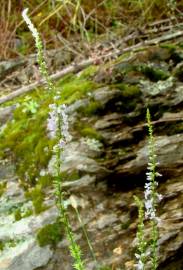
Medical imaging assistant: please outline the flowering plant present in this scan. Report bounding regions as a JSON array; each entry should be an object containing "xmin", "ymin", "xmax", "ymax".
[
  {"xmin": 22, "ymin": 9, "xmax": 85, "ymax": 270},
  {"xmin": 134, "ymin": 109, "xmax": 162, "ymax": 270}
]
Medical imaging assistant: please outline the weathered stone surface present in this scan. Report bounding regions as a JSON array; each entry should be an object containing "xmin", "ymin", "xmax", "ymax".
[
  {"xmin": 94, "ymin": 113, "xmax": 123, "ymax": 130},
  {"xmin": 62, "ymin": 175, "xmax": 96, "ymax": 192},
  {"xmin": 0, "ymin": 105, "xmax": 16, "ymax": 125},
  {"xmin": 115, "ymin": 134, "xmax": 183, "ymax": 178},
  {"xmin": 92, "ymin": 87, "xmax": 121, "ymax": 106},
  {"xmin": 0, "ymin": 162, "xmax": 15, "ymax": 180},
  {"xmin": 60, "ymin": 140, "xmax": 110, "ymax": 179},
  {"xmin": 0, "ymin": 161, "xmax": 57, "ymax": 270},
  {"xmin": 0, "ymin": 60, "xmax": 25, "ymax": 80},
  {"xmin": 0, "ymin": 238, "xmax": 53, "ymax": 270}
]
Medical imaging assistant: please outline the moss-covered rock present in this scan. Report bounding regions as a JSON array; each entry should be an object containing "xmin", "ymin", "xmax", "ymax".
[
  {"xmin": 0, "ymin": 68, "xmax": 100, "ymax": 192},
  {"xmin": 137, "ymin": 63, "xmax": 169, "ymax": 81}
]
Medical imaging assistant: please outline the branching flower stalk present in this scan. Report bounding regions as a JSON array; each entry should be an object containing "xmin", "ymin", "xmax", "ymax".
[{"xmin": 22, "ymin": 10, "xmax": 85, "ymax": 270}]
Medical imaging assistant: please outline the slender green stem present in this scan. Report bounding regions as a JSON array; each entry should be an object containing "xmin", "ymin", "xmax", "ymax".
[{"xmin": 75, "ymin": 207, "xmax": 97, "ymax": 265}]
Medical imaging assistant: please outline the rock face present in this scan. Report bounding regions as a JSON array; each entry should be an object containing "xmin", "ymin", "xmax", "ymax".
[
  {"xmin": 0, "ymin": 238, "xmax": 53, "ymax": 270},
  {"xmin": 0, "ymin": 162, "xmax": 56, "ymax": 270},
  {"xmin": 0, "ymin": 44, "xmax": 183, "ymax": 270},
  {"xmin": 41, "ymin": 45, "xmax": 183, "ymax": 270}
]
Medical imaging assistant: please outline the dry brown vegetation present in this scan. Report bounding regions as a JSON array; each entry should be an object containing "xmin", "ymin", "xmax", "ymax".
[{"xmin": 0, "ymin": 0, "xmax": 183, "ymax": 60}]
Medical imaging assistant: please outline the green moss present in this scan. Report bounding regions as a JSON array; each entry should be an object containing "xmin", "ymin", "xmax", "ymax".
[
  {"xmin": 56, "ymin": 77, "xmax": 97, "ymax": 104},
  {"xmin": 98, "ymin": 266, "xmax": 112, "ymax": 270},
  {"xmin": 23, "ymin": 208, "xmax": 33, "ymax": 218},
  {"xmin": 13, "ymin": 203, "xmax": 33, "ymax": 221},
  {"xmin": 13, "ymin": 208, "xmax": 33, "ymax": 221},
  {"xmin": 160, "ymin": 43, "xmax": 177, "ymax": 51},
  {"xmin": 0, "ymin": 97, "xmax": 54, "ymax": 188},
  {"xmin": 117, "ymin": 83, "xmax": 140, "ymax": 98},
  {"xmin": 113, "ymin": 52, "xmax": 132, "ymax": 65},
  {"xmin": 60, "ymin": 170, "xmax": 80, "ymax": 182},
  {"xmin": 33, "ymin": 197, "xmax": 47, "ymax": 215},
  {"xmin": 0, "ymin": 72, "xmax": 98, "ymax": 195},
  {"xmin": 12, "ymin": 201, "xmax": 33, "ymax": 221},
  {"xmin": 0, "ymin": 239, "xmax": 18, "ymax": 251},
  {"xmin": 38, "ymin": 175, "xmax": 52, "ymax": 188},
  {"xmin": 121, "ymin": 220, "xmax": 131, "ymax": 230},
  {"xmin": 36, "ymin": 221, "xmax": 63, "ymax": 247},
  {"xmin": 113, "ymin": 62, "xmax": 134, "ymax": 76},
  {"xmin": 0, "ymin": 240, "xmax": 4, "ymax": 251},
  {"xmin": 137, "ymin": 64, "xmax": 169, "ymax": 82},
  {"xmin": 81, "ymin": 101, "xmax": 102, "ymax": 116},
  {"xmin": 0, "ymin": 182, "xmax": 7, "ymax": 197},
  {"xmin": 25, "ymin": 185, "xmax": 47, "ymax": 214},
  {"xmin": 112, "ymin": 83, "xmax": 142, "ymax": 112},
  {"xmin": 80, "ymin": 126, "xmax": 103, "ymax": 141},
  {"xmin": 79, "ymin": 65, "xmax": 98, "ymax": 79},
  {"xmin": 14, "ymin": 208, "xmax": 22, "ymax": 221}
]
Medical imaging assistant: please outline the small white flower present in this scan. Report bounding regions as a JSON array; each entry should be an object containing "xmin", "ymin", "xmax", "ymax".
[
  {"xmin": 136, "ymin": 259, "xmax": 144, "ymax": 270},
  {"xmin": 58, "ymin": 139, "xmax": 66, "ymax": 149},
  {"xmin": 157, "ymin": 193, "xmax": 163, "ymax": 202},
  {"xmin": 47, "ymin": 104, "xmax": 58, "ymax": 138},
  {"xmin": 40, "ymin": 169, "xmax": 46, "ymax": 176},
  {"xmin": 135, "ymin": 253, "xmax": 140, "ymax": 259},
  {"xmin": 77, "ymin": 164, "xmax": 87, "ymax": 171},
  {"xmin": 155, "ymin": 172, "xmax": 162, "ymax": 177}
]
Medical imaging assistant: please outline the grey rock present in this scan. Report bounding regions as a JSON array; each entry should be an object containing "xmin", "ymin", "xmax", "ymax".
[
  {"xmin": 0, "ymin": 238, "xmax": 53, "ymax": 270},
  {"xmin": 94, "ymin": 113, "xmax": 122, "ymax": 130},
  {"xmin": 0, "ymin": 60, "xmax": 25, "ymax": 80},
  {"xmin": 116, "ymin": 134, "xmax": 183, "ymax": 176},
  {"xmin": 0, "ymin": 105, "xmax": 16, "ymax": 125},
  {"xmin": 60, "ymin": 141, "xmax": 109, "ymax": 178},
  {"xmin": 62, "ymin": 175, "xmax": 96, "ymax": 192},
  {"xmin": 92, "ymin": 87, "xmax": 121, "ymax": 106},
  {"xmin": 96, "ymin": 213, "xmax": 118, "ymax": 229},
  {"xmin": 140, "ymin": 76, "xmax": 174, "ymax": 95},
  {"xmin": 0, "ymin": 206, "xmax": 58, "ymax": 241},
  {"xmin": 67, "ymin": 99, "xmax": 89, "ymax": 114}
]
